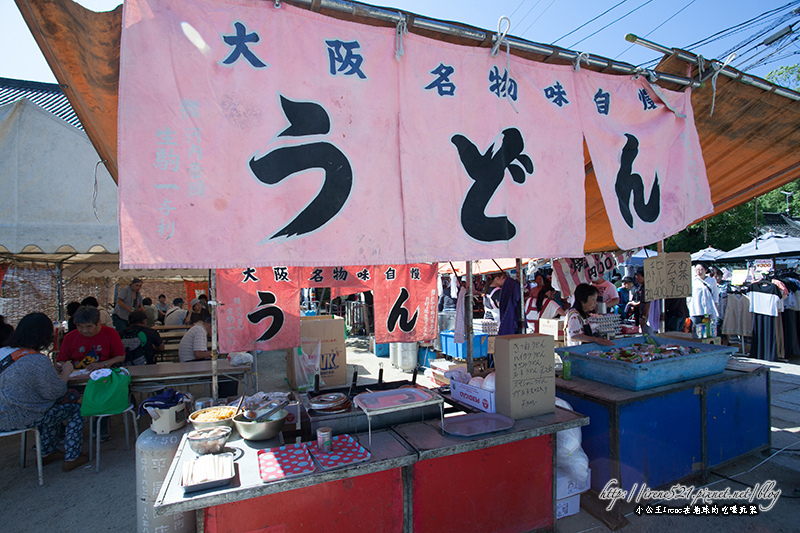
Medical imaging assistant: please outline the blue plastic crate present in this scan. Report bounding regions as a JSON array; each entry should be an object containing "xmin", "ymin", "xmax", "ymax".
[
  {"xmin": 440, "ymin": 330, "xmax": 489, "ymax": 359},
  {"xmin": 418, "ymin": 346, "xmax": 437, "ymax": 368},
  {"xmin": 375, "ymin": 342, "xmax": 390, "ymax": 357},
  {"xmin": 555, "ymin": 336, "xmax": 734, "ymax": 391}
]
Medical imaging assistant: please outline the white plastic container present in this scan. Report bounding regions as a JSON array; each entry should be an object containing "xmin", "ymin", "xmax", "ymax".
[{"xmin": 395, "ymin": 342, "xmax": 418, "ymax": 372}]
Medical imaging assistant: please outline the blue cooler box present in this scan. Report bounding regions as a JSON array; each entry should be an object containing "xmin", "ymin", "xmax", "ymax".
[
  {"xmin": 440, "ymin": 330, "xmax": 489, "ymax": 359},
  {"xmin": 555, "ymin": 336, "xmax": 734, "ymax": 391}
]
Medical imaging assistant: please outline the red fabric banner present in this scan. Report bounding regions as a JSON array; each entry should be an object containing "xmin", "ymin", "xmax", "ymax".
[
  {"xmin": 298, "ymin": 266, "xmax": 374, "ymax": 293},
  {"xmin": 373, "ymin": 264, "xmax": 438, "ymax": 343},
  {"xmin": 215, "ymin": 267, "xmax": 300, "ymax": 352},
  {"xmin": 184, "ymin": 280, "xmax": 209, "ymax": 303}
]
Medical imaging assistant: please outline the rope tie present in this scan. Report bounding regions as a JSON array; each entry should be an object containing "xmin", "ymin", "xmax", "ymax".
[
  {"xmin": 490, "ymin": 16, "xmax": 518, "ymax": 114},
  {"xmin": 395, "ymin": 14, "xmax": 408, "ymax": 61},
  {"xmin": 490, "ymin": 16, "xmax": 510, "ymax": 57},
  {"xmin": 709, "ymin": 53, "xmax": 735, "ymax": 117},
  {"xmin": 646, "ymin": 78, "xmax": 687, "ymax": 118},
  {"xmin": 93, "ymin": 160, "xmax": 108, "ymax": 224},
  {"xmin": 573, "ymin": 52, "xmax": 590, "ymax": 72}
]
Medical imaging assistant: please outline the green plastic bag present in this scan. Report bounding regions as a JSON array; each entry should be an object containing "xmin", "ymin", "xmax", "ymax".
[{"xmin": 80, "ymin": 368, "xmax": 132, "ymax": 417}]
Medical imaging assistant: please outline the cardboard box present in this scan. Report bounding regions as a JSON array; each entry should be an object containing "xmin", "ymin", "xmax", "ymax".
[
  {"xmin": 539, "ymin": 318, "xmax": 565, "ymax": 340},
  {"xmin": 493, "ymin": 334, "xmax": 555, "ymax": 419},
  {"xmin": 556, "ymin": 468, "xmax": 591, "ymax": 500},
  {"xmin": 555, "ymin": 494, "xmax": 580, "ymax": 519},
  {"xmin": 450, "ymin": 380, "xmax": 495, "ymax": 413},
  {"xmin": 286, "ymin": 316, "xmax": 347, "ymax": 389}
]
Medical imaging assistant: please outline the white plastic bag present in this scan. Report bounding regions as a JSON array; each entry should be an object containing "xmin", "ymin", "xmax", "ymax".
[
  {"xmin": 294, "ymin": 341, "xmax": 323, "ymax": 392},
  {"xmin": 228, "ymin": 351, "xmax": 254, "ymax": 366},
  {"xmin": 555, "ymin": 397, "xmax": 589, "ymax": 489}
]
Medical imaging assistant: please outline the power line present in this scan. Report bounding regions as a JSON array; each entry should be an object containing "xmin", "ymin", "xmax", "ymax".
[
  {"xmin": 683, "ymin": 1, "xmax": 799, "ymax": 51},
  {"xmin": 569, "ymin": 0, "xmax": 655, "ymax": 49},
  {"xmin": 635, "ymin": 1, "xmax": 800, "ymax": 70},
  {"xmin": 508, "ymin": 0, "xmax": 528, "ymax": 19},
  {"xmin": 513, "ymin": 0, "xmax": 544, "ymax": 30},
  {"xmin": 519, "ymin": 0, "xmax": 559, "ymax": 37},
  {"xmin": 614, "ymin": 0, "xmax": 698, "ymax": 60},
  {"xmin": 551, "ymin": 0, "xmax": 628, "ymax": 45}
]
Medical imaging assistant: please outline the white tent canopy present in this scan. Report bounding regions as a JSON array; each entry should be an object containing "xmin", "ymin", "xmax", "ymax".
[
  {"xmin": 0, "ymin": 98, "xmax": 118, "ymax": 254},
  {"xmin": 716, "ymin": 232, "xmax": 800, "ymax": 262},
  {"xmin": 691, "ymin": 247, "xmax": 725, "ymax": 262},
  {"xmin": 0, "ymin": 99, "xmax": 206, "ymax": 279}
]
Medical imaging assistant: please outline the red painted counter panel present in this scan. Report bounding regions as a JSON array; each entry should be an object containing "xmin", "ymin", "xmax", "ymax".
[
  {"xmin": 203, "ymin": 468, "xmax": 403, "ymax": 533},
  {"xmin": 411, "ymin": 435, "xmax": 554, "ymax": 533}
]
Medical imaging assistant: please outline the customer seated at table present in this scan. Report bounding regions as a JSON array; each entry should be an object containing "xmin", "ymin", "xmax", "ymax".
[
  {"xmin": 56, "ymin": 306, "xmax": 125, "ymax": 371},
  {"xmin": 179, "ymin": 318, "xmax": 238, "ymax": 398},
  {"xmin": 65, "ymin": 301, "xmax": 81, "ymax": 332},
  {"xmin": 156, "ymin": 294, "xmax": 169, "ymax": 323},
  {"xmin": 164, "ymin": 298, "xmax": 188, "ymax": 326},
  {"xmin": 0, "ymin": 313, "xmax": 88, "ymax": 471},
  {"xmin": 80, "ymin": 296, "xmax": 114, "ymax": 329},
  {"xmin": 185, "ymin": 298, "xmax": 211, "ymax": 325},
  {"xmin": 121, "ymin": 311, "xmax": 164, "ymax": 366},
  {"xmin": 0, "ymin": 315, "xmax": 13, "ymax": 347},
  {"xmin": 142, "ymin": 297, "xmax": 159, "ymax": 327},
  {"xmin": 178, "ymin": 318, "xmax": 213, "ymax": 362}
]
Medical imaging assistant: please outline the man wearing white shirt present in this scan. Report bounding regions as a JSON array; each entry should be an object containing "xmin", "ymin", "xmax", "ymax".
[{"xmin": 164, "ymin": 298, "xmax": 188, "ymax": 326}]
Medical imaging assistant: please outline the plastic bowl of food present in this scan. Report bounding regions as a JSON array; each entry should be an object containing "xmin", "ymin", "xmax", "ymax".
[
  {"xmin": 186, "ymin": 426, "xmax": 232, "ymax": 455},
  {"xmin": 233, "ymin": 410, "xmax": 288, "ymax": 441},
  {"xmin": 188, "ymin": 406, "xmax": 238, "ymax": 430}
]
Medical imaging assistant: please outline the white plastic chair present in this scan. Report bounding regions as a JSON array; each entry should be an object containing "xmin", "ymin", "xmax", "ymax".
[
  {"xmin": 0, "ymin": 427, "xmax": 43, "ymax": 485},
  {"xmin": 87, "ymin": 404, "xmax": 138, "ymax": 473}
]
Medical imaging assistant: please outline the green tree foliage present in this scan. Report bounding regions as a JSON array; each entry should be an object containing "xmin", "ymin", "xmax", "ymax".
[
  {"xmin": 758, "ymin": 179, "xmax": 800, "ymax": 214},
  {"xmin": 766, "ymin": 64, "xmax": 800, "ymax": 90},
  {"xmin": 665, "ymin": 200, "xmax": 762, "ymax": 253}
]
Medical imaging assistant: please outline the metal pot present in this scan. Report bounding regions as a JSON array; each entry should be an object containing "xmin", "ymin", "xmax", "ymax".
[
  {"xmin": 596, "ymin": 301, "xmax": 607, "ymax": 314},
  {"xmin": 233, "ymin": 410, "xmax": 288, "ymax": 441}
]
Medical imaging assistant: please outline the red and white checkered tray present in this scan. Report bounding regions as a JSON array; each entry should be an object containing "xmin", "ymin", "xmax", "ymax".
[
  {"xmin": 257, "ymin": 443, "xmax": 316, "ymax": 482},
  {"xmin": 307, "ymin": 434, "xmax": 371, "ymax": 471}
]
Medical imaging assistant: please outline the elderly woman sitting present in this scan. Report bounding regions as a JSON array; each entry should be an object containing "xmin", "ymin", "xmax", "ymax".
[{"xmin": 0, "ymin": 313, "xmax": 88, "ymax": 471}]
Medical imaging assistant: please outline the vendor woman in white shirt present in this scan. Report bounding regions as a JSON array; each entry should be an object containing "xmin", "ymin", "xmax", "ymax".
[{"xmin": 564, "ymin": 283, "xmax": 615, "ymax": 347}]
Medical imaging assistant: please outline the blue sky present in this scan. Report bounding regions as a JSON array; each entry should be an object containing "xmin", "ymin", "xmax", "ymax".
[{"xmin": 2, "ymin": 0, "xmax": 799, "ymax": 84}]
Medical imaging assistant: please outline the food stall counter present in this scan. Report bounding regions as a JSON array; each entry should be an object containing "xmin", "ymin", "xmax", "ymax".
[
  {"xmin": 393, "ymin": 407, "xmax": 589, "ymax": 532},
  {"xmin": 154, "ymin": 428, "xmax": 416, "ymax": 530}
]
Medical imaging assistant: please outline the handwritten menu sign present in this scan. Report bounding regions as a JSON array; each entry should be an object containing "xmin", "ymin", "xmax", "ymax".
[
  {"xmin": 643, "ymin": 253, "xmax": 691, "ymax": 301},
  {"xmin": 493, "ymin": 334, "xmax": 555, "ymax": 419}
]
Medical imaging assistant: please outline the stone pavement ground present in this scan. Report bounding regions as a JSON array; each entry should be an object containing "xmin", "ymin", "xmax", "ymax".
[{"xmin": 1, "ymin": 341, "xmax": 798, "ymax": 532}]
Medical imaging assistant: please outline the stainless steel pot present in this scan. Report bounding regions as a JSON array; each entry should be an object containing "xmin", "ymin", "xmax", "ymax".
[{"xmin": 233, "ymin": 410, "xmax": 288, "ymax": 441}]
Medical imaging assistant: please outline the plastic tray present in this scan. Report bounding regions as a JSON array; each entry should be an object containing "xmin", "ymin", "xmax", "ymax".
[
  {"xmin": 440, "ymin": 413, "xmax": 514, "ymax": 437},
  {"xmin": 555, "ymin": 336, "xmax": 734, "ymax": 391},
  {"xmin": 181, "ymin": 453, "xmax": 236, "ymax": 494},
  {"xmin": 258, "ymin": 443, "xmax": 316, "ymax": 482},
  {"xmin": 307, "ymin": 434, "xmax": 371, "ymax": 470},
  {"xmin": 353, "ymin": 388, "xmax": 442, "ymax": 415}
]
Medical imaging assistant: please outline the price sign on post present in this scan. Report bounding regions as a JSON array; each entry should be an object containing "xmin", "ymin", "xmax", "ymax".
[{"xmin": 643, "ymin": 253, "xmax": 692, "ymax": 301}]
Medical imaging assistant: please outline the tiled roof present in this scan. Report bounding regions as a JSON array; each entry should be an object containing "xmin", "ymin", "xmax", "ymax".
[
  {"xmin": 761, "ymin": 212, "xmax": 800, "ymax": 238},
  {"xmin": 0, "ymin": 76, "xmax": 82, "ymax": 130}
]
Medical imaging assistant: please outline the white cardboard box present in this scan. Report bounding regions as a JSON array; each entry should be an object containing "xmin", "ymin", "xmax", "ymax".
[
  {"xmin": 556, "ymin": 468, "xmax": 591, "ymax": 500},
  {"xmin": 450, "ymin": 380, "xmax": 495, "ymax": 413},
  {"xmin": 556, "ymin": 494, "xmax": 580, "ymax": 519}
]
